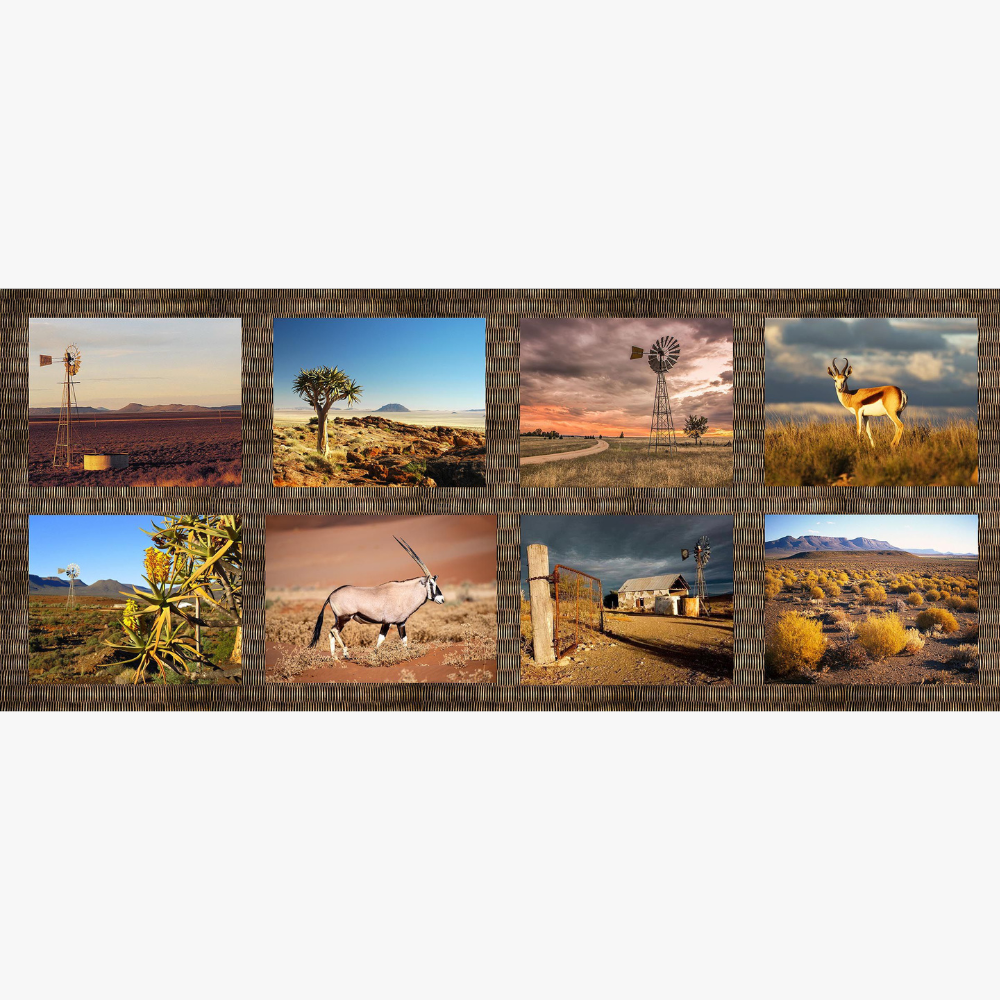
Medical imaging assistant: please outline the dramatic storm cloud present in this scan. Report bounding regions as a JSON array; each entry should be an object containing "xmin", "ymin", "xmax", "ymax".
[
  {"xmin": 520, "ymin": 515, "xmax": 734, "ymax": 595},
  {"xmin": 765, "ymin": 318, "xmax": 977, "ymax": 421},
  {"xmin": 520, "ymin": 318, "xmax": 733, "ymax": 438}
]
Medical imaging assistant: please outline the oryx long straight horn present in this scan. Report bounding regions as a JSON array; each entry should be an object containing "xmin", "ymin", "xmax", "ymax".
[{"xmin": 394, "ymin": 536, "xmax": 432, "ymax": 577}]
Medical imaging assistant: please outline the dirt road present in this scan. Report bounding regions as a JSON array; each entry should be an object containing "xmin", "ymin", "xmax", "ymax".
[
  {"xmin": 522, "ymin": 611, "xmax": 733, "ymax": 685},
  {"xmin": 519, "ymin": 439, "xmax": 609, "ymax": 466}
]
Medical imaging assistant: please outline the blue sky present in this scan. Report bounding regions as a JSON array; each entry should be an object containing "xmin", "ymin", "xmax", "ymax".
[
  {"xmin": 29, "ymin": 515, "xmax": 168, "ymax": 585},
  {"xmin": 272, "ymin": 318, "xmax": 486, "ymax": 410},
  {"xmin": 765, "ymin": 515, "xmax": 978, "ymax": 554},
  {"xmin": 29, "ymin": 318, "xmax": 241, "ymax": 409}
]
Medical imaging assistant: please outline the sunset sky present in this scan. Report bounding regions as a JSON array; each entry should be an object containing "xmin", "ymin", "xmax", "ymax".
[
  {"xmin": 519, "ymin": 318, "xmax": 733, "ymax": 438},
  {"xmin": 29, "ymin": 318, "xmax": 242, "ymax": 409}
]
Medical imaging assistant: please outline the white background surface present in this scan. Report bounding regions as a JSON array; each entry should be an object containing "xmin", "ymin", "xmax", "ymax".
[{"xmin": 2, "ymin": 2, "xmax": 997, "ymax": 998}]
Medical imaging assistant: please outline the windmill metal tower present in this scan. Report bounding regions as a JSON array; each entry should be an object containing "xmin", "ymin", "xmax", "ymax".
[
  {"xmin": 41, "ymin": 345, "xmax": 83, "ymax": 467},
  {"xmin": 58, "ymin": 563, "xmax": 81, "ymax": 607},
  {"xmin": 630, "ymin": 335, "xmax": 681, "ymax": 453},
  {"xmin": 682, "ymin": 535, "xmax": 712, "ymax": 617}
]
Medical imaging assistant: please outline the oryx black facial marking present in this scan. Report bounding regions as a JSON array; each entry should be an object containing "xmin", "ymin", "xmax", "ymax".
[{"xmin": 307, "ymin": 537, "xmax": 445, "ymax": 663}]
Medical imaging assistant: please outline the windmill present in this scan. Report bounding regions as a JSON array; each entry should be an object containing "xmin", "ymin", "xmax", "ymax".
[
  {"xmin": 58, "ymin": 563, "xmax": 81, "ymax": 607},
  {"xmin": 682, "ymin": 535, "xmax": 711, "ymax": 616},
  {"xmin": 630, "ymin": 335, "xmax": 680, "ymax": 453},
  {"xmin": 42, "ymin": 345, "xmax": 83, "ymax": 466}
]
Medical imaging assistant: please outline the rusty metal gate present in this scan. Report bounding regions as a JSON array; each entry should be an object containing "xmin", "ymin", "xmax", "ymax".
[{"xmin": 552, "ymin": 564, "xmax": 604, "ymax": 657}]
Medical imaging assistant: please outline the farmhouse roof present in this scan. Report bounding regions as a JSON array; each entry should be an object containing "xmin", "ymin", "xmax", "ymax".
[{"xmin": 619, "ymin": 574, "xmax": 688, "ymax": 593}]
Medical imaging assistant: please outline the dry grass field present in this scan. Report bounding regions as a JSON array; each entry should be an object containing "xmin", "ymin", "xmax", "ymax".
[
  {"xmin": 266, "ymin": 584, "xmax": 497, "ymax": 683},
  {"xmin": 273, "ymin": 415, "xmax": 486, "ymax": 486},
  {"xmin": 764, "ymin": 553, "xmax": 978, "ymax": 684},
  {"xmin": 519, "ymin": 437, "xmax": 732, "ymax": 487},
  {"xmin": 765, "ymin": 419, "xmax": 977, "ymax": 487},
  {"xmin": 520, "ymin": 595, "xmax": 733, "ymax": 685},
  {"xmin": 29, "ymin": 595, "xmax": 239, "ymax": 685},
  {"xmin": 519, "ymin": 438, "xmax": 594, "ymax": 458},
  {"xmin": 29, "ymin": 412, "xmax": 242, "ymax": 487}
]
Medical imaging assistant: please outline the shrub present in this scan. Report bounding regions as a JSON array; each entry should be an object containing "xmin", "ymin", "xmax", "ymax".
[
  {"xmin": 861, "ymin": 583, "xmax": 887, "ymax": 605},
  {"xmin": 766, "ymin": 612, "xmax": 828, "ymax": 678},
  {"xmin": 821, "ymin": 641, "xmax": 871, "ymax": 671},
  {"xmin": 964, "ymin": 622, "xmax": 979, "ymax": 643},
  {"xmin": 905, "ymin": 592, "xmax": 924, "ymax": 606},
  {"xmin": 925, "ymin": 589, "xmax": 941, "ymax": 602},
  {"xmin": 949, "ymin": 644, "xmax": 979, "ymax": 667},
  {"xmin": 809, "ymin": 586, "xmax": 825, "ymax": 600},
  {"xmin": 903, "ymin": 628, "xmax": 925, "ymax": 655},
  {"xmin": 961, "ymin": 596, "xmax": 978, "ymax": 613},
  {"xmin": 854, "ymin": 613, "xmax": 908, "ymax": 660},
  {"xmin": 824, "ymin": 581, "xmax": 842, "ymax": 598},
  {"xmin": 915, "ymin": 608, "xmax": 960, "ymax": 634},
  {"xmin": 944, "ymin": 595, "xmax": 963, "ymax": 610},
  {"xmin": 827, "ymin": 608, "xmax": 849, "ymax": 626},
  {"xmin": 764, "ymin": 582, "xmax": 783, "ymax": 601},
  {"xmin": 894, "ymin": 581, "xmax": 914, "ymax": 594}
]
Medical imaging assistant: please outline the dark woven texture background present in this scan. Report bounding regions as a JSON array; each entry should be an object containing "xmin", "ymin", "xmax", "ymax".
[{"xmin": 0, "ymin": 289, "xmax": 994, "ymax": 710}]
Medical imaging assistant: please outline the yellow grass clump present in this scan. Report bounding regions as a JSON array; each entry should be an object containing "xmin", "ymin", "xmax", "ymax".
[
  {"xmin": 861, "ymin": 583, "xmax": 887, "ymax": 605},
  {"xmin": 915, "ymin": 608, "xmax": 960, "ymax": 633},
  {"xmin": 905, "ymin": 591, "xmax": 924, "ymax": 606},
  {"xmin": 766, "ymin": 612, "xmax": 827, "ymax": 678},
  {"xmin": 854, "ymin": 613, "xmax": 908, "ymax": 660}
]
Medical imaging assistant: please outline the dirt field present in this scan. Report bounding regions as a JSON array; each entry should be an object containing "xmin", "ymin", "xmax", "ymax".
[
  {"xmin": 265, "ymin": 515, "xmax": 497, "ymax": 683},
  {"xmin": 518, "ymin": 437, "xmax": 732, "ymax": 487},
  {"xmin": 29, "ymin": 412, "xmax": 242, "ymax": 486},
  {"xmin": 764, "ymin": 553, "xmax": 978, "ymax": 683},
  {"xmin": 29, "ymin": 594, "xmax": 239, "ymax": 684},
  {"xmin": 275, "ymin": 408, "xmax": 485, "ymax": 431},
  {"xmin": 273, "ymin": 415, "xmax": 485, "ymax": 486},
  {"xmin": 765, "ymin": 419, "xmax": 977, "ymax": 486},
  {"xmin": 520, "ymin": 597, "xmax": 734, "ymax": 685}
]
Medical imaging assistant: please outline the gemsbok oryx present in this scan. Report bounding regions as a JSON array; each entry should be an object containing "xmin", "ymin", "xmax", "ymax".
[
  {"xmin": 308, "ymin": 536, "xmax": 444, "ymax": 661},
  {"xmin": 827, "ymin": 357, "xmax": 908, "ymax": 447}
]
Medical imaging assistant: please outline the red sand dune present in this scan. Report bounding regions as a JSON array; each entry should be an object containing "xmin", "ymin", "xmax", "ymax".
[{"xmin": 265, "ymin": 515, "xmax": 497, "ymax": 589}]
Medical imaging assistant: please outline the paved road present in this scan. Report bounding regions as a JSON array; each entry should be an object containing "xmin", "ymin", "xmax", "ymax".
[{"xmin": 519, "ymin": 439, "xmax": 609, "ymax": 466}]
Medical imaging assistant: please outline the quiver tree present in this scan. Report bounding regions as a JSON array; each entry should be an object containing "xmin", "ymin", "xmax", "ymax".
[
  {"xmin": 683, "ymin": 414, "xmax": 709, "ymax": 444},
  {"xmin": 106, "ymin": 514, "xmax": 243, "ymax": 683},
  {"xmin": 292, "ymin": 366, "xmax": 364, "ymax": 455}
]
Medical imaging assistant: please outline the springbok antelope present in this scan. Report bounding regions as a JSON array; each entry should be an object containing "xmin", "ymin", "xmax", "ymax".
[
  {"xmin": 308, "ymin": 537, "xmax": 444, "ymax": 661},
  {"xmin": 827, "ymin": 357, "xmax": 908, "ymax": 447}
]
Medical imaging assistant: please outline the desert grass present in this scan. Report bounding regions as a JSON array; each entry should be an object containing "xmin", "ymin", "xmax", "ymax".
[
  {"xmin": 273, "ymin": 409, "xmax": 485, "ymax": 431},
  {"xmin": 520, "ymin": 439, "xmax": 732, "ymax": 487},
  {"xmin": 764, "ymin": 418, "xmax": 977, "ymax": 486}
]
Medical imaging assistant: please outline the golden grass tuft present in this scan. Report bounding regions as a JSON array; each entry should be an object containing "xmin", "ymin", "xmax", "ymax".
[
  {"xmin": 854, "ymin": 613, "xmax": 908, "ymax": 660},
  {"xmin": 915, "ymin": 608, "xmax": 961, "ymax": 633},
  {"xmin": 766, "ymin": 611, "xmax": 827, "ymax": 678}
]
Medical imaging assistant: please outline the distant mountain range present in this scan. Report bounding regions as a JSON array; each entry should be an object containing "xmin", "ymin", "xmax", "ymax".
[
  {"xmin": 28, "ymin": 575, "xmax": 147, "ymax": 596},
  {"xmin": 765, "ymin": 535, "xmax": 976, "ymax": 558},
  {"xmin": 29, "ymin": 403, "xmax": 241, "ymax": 416}
]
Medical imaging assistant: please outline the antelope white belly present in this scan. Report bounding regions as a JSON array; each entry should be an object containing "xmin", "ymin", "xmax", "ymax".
[{"xmin": 859, "ymin": 400, "xmax": 888, "ymax": 417}]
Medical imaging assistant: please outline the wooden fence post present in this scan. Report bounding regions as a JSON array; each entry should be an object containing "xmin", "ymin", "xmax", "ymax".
[{"xmin": 527, "ymin": 543, "xmax": 555, "ymax": 664}]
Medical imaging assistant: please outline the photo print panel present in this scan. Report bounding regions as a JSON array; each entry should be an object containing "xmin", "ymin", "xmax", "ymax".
[
  {"xmin": 519, "ymin": 515, "xmax": 734, "ymax": 685},
  {"xmin": 29, "ymin": 318, "xmax": 242, "ymax": 487},
  {"xmin": 28, "ymin": 514, "xmax": 243, "ymax": 685},
  {"xmin": 763, "ymin": 515, "xmax": 979, "ymax": 683},
  {"xmin": 764, "ymin": 318, "xmax": 978, "ymax": 487},
  {"xmin": 271, "ymin": 317, "xmax": 487, "ymax": 487},
  {"xmin": 518, "ymin": 318, "xmax": 733, "ymax": 487},
  {"xmin": 265, "ymin": 515, "xmax": 498, "ymax": 683}
]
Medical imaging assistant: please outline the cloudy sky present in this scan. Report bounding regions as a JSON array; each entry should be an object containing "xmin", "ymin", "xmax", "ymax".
[
  {"xmin": 520, "ymin": 318, "xmax": 733, "ymax": 438},
  {"xmin": 29, "ymin": 318, "xmax": 242, "ymax": 409},
  {"xmin": 765, "ymin": 514, "xmax": 978, "ymax": 555},
  {"xmin": 765, "ymin": 318, "xmax": 977, "ymax": 423},
  {"xmin": 520, "ymin": 515, "xmax": 734, "ymax": 595}
]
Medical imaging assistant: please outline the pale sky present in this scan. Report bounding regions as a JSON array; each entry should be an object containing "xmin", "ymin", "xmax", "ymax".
[{"xmin": 29, "ymin": 318, "xmax": 242, "ymax": 409}]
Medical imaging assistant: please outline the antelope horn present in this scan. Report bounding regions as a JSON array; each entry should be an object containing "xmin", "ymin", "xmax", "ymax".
[
  {"xmin": 831, "ymin": 358, "xmax": 841, "ymax": 375},
  {"xmin": 842, "ymin": 357, "xmax": 850, "ymax": 372},
  {"xmin": 394, "ymin": 536, "xmax": 432, "ymax": 578}
]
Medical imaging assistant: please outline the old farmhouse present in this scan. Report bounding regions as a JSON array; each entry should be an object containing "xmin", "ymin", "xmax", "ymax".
[{"xmin": 617, "ymin": 574, "xmax": 689, "ymax": 613}]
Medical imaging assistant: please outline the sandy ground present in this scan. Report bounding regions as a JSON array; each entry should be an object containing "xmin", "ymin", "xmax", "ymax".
[
  {"xmin": 764, "ymin": 596, "xmax": 978, "ymax": 684},
  {"xmin": 265, "ymin": 515, "xmax": 497, "ymax": 590},
  {"xmin": 520, "ymin": 439, "xmax": 609, "ymax": 465},
  {"xmin": 273, "ymin": 408, "xmax": 485, "ymax": 431},
  {"xmin": 522, "ymin": 609, "xmax": 733, "ymax": 685}
]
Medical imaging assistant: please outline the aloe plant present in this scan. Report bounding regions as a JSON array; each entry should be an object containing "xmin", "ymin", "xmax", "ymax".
[
  {"xmin": 106, "ymin": 514, "xmax": 242, "ymax": 683},
  {"xmin": 292, "ymin": 365, "xmax": 363, "ymax": 455}
]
